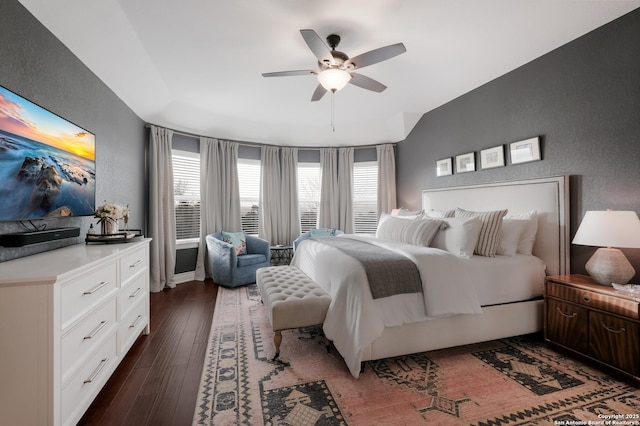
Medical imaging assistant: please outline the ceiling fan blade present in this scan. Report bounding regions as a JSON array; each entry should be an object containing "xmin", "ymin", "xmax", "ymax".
[
  {"xmin": 348, "ymin": 72, "xmax": 387, "ymax": 93},
  {"xmin": 300, "ymin": 29, "xmax": 335, "ymax": 65},
  {"xmin": 311, "ymin": 84, "xmax": 327, "ymax": 102},
  {"xmin": 262, "ymin": 70, "xmax": 316, "ymax": 77},
  {"xmin": 346, "ymin": 43, "xmax": 406, "ymax": 69}
]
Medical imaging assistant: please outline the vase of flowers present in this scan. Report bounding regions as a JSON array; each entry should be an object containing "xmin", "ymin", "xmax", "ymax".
[{"xmin": 94, "ymin": 201, "xmax": 128, "ymax": 235}]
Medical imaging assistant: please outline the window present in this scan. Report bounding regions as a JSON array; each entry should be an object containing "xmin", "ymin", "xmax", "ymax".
[
  {"xmin": 172, "ymin": 150, "xmax": 200, "ymax": 240},
  {"xmin": 353, "ymin": 161, "xmax": 378, "ymax": 234},
  {"xmin": 237, "ymin": 158, "xmax": 261, "ymax": 235},
  {"xmin": 297, "ymin": 162, "xmax": 321, "ymax": 233}
]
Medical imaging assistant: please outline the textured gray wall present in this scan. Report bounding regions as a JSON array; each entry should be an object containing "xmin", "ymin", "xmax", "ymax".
[
  {"xmin": 397, "ymin": 9, "xmax": 640, "ymax": 279},
  {"xmin": 0, "ymin": 0, "xmax": 146, "ymax": 261}
]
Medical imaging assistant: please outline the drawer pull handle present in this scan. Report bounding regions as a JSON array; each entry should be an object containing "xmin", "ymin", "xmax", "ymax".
[
  {"xmin": 601, "ymin": 321, "xmax": 626, "ymax": 334},
  {"xmin": 556, "ymin": 307, "xmax": 577, "ymax": 319},
  {"xmin": 129, "ymin": 287, "xmax": 143, "ymax": 298},
  {"xmin": 84, "ymin": 358, "xmax": 108, "ymax": 384},
  {"xmin": 84, "ymin": 320, "xmax": 108, "ymax": 340},
  {"xmin": 84, "ymin": 281, "xmax": 109, "ymax": 295},
  {"xmin": 129, "ymin": 259, "xmax": 143, "ymax": 268},
  {"xmin": 130, "ymin": 315, "xmax": 143, "ymax": 329}
]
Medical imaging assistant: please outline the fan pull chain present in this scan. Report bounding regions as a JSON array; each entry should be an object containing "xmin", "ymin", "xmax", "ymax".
[{"xmin": 331, "ymin": 89, "xmax": 336, "ymax": 132}]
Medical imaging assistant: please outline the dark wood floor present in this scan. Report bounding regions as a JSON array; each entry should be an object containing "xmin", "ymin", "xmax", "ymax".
[{"xmin": 79, "ymin": 280, "xmax": 218, "ymax": 426}]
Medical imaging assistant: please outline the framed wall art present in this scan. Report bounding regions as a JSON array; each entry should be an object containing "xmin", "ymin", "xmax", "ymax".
[
  {"xmin": 455, "ymin": 152, "xmax": 475, "ymax": 173},
  {"xmin": 436, "ymin": 158, "xmax": 452, "ymax": 176},
  {"xmin": 510, "ymin": 136, "xmax": 541, "ymax": 164},
  {"xmin": 480, "ymin": 145, "xmax": 505, "ymax": 169}
]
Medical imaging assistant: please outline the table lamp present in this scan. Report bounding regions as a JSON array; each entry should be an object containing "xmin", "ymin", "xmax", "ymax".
[{"xmin": 572, "ymin": 210, "xmax": 640, "ymax": 285}]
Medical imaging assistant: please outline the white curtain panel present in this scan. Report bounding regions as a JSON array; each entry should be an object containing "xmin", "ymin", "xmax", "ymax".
[
  {"xmin": 194, "ymin": 137, "xmax": 241, "ymax": 281},
  {"xmin": 319, "ymin": 148, "xmax": 339, "ymax": 228},
  {"xmin": 338, "ymin": 147, "xmax": 354, "ymax": 234},
  {"xmin": 279, "ymin": 147, "xmax": 300, "ymax": 244},
  {"xmin": 377, "ymin": 144, "xmax": 397, "ymax": 217},
  {"xmin": 148, "ymin": 125, "xmax": 177, "ymax": 292},
  {"xmin": 259, "ymin": 146, "xmax": 280, "ymax": 244}
]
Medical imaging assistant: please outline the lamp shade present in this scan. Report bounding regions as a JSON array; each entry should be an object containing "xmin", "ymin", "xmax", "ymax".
[
  {"xmin": 317, "ymin": 69, "xmax": 351, "ymax": 92},
  {"xmin": 572, "ymin": 210, "xmax": 640, "ymax": 248},
  {"xmin": 573, "ymin": 210, "xmax": 640, "ymax": 285}
]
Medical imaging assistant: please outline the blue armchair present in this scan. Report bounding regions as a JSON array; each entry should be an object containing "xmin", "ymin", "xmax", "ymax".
[
  {"xmin": 293, "ymin": 229, "xmax": 344, "ymax": 251},
  {"xmin": 206, "ymin": 232, "xmax": 271, "ymax": 287}
]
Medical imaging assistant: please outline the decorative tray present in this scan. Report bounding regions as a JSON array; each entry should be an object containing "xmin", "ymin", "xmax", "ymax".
[
  {"xmin": 85, "ymin": 229, "xmax": 143, "ymax": 244},
  {"xmin": 612, "ymin": 283, "xmax": 640, "ymax": 295}
]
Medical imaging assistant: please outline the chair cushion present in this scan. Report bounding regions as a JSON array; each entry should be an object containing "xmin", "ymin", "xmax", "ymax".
[{"xmin": 237, "ymin": 253, "xmax": 267, "ymax": 267}]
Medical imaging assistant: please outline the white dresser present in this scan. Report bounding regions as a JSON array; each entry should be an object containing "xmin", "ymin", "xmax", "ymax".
[{"xmin": 0, "ymin": 239, "xmax": 151, "ymax": 426}]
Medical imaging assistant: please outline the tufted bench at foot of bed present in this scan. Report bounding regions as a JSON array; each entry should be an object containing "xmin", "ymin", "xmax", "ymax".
[{"xmin": 256, "ymin": 265, "xmax": 332, "ymax": 360}]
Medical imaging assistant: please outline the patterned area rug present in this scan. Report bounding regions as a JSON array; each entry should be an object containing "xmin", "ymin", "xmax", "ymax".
[{"xmin": 193, "ymin": 285, "xmax": 640, "ymax": 425}]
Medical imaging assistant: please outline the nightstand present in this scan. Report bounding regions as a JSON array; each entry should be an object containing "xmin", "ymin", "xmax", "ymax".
[
  {"xmin": 544, "ymin": 274, "xmax": 640, "ymax": 380},
  {"xmin": 270, "ymin": 245, "xmax": 294, "ymax": 266}
]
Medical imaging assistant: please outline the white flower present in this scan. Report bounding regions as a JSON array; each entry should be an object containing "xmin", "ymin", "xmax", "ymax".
[{"xmin": 94, "ymin": 201, "xmax": 127, "ymax": 222}]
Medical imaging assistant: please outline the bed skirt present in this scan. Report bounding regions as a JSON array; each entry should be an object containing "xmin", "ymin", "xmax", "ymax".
[{"xmin": 361, "ymin": 298, "xmax": 543, "ymax": 362}]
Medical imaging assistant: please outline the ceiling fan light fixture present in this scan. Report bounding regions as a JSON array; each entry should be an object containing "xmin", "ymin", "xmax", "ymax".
[{"xmin": 318, "ymin": 69, "xmax": 351, "ymax": 92}]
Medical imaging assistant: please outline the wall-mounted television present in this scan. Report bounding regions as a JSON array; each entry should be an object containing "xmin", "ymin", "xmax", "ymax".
[{"xmin": 0, "ymin": 85, "xmax": 95, "ymax": 221}]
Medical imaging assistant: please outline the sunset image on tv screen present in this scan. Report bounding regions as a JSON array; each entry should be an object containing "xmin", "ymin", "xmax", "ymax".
[{"xmin": 0, "ymin": 85, "xmax": 96, "ymax": 221}]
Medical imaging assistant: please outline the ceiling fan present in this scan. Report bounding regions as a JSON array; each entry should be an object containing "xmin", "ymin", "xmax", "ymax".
[{"xmin": 262, "ymin": 29, "xmax": 407, "ymax": 101}]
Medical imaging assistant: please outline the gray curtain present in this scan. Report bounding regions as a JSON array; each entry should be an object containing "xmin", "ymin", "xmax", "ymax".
[
  {"xmin": 194, "ymin": 137, "xmax": 241, "ymax": 280},
  {"xmin": 148, "ymin": 125, "xmax": 176, "ymax": 292},
  {"xmin": 259, "ymin": 146, "xmax": 280, "ymax": 244},
  {"xmin": 259, "ymin": 147, "xmax": 301, "ymax": 245},
  {"xmin": 337, "ymin": 147, "xmax": 354, "ymax": 233},
  {"xmin": 318, "ymin": 148, "xmax": 339, "ymax": 228},
  {"xmin": 280, "ymin": 147, "xmax": 301, "ymax": 244},
  {"xmin": 376, "ymin": 144, "xmax": 397, "ymax": 216}
]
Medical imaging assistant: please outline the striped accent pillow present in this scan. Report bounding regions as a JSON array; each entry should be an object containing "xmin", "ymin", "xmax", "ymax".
[
  {"xmin": 376, "ymin": 213, "xmax": 443, "ymax": 247},
  {"xmin": 455, "ymin": 208, "xmax": 508, "ymax": 257}
]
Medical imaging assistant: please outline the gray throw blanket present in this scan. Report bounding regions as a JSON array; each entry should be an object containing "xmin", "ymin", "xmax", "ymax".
[{"xmin": 309, "ymin": 237, "xmax": 422, "ymax": 299}]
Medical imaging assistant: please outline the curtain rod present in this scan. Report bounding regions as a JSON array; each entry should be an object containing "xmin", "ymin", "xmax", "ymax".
[{"xmin": 144, "ymin": 123, "xmax": 395, "ymax": 150}]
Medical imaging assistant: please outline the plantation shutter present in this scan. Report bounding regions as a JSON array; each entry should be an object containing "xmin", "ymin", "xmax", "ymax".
[
  {"xmin": 237, "ymin": 158, "xmax": 261, "ymax": 235},
  {"xmin": 172, "ymin": 150, "xmax": 201, "ymax": 240},
  {"xmin": 297, "ymin": 162, "xmax": 321, "ymax": 233},
  {"xmin": 353, "ymin": 161, "xmax": 378, "ymax": 234}
]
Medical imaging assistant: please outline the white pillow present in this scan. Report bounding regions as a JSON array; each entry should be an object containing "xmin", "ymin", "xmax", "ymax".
[
  {"xmin": 376, "ymin": 213, "xmax": 442, "ymax": 247},
  {"xmin": 430, "ymin": 217, "xmax": 483, "ymax": 258},
  {"xmin": 396, "ymin": 208, "xmax": 424, "ymax": 220},
  {"xmin": 394, "ymin": 214, "xmax": 421, "ymax": 220},
  {"xmin": 424, "ymin": 209, "xmax": 455, "ymax": 219},
  {"xmin": 455, "ymin": 208, "xmax": 508, "ymax": 257},
  {"xmin": 505, "ymin": 210, "xmax": 538, "ymax": 255},
  {"xmin": 496, "ymin": 219, "xmax": 527, "ymax": 256}
]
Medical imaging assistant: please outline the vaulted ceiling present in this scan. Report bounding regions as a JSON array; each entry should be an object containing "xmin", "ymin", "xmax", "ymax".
[{"xmin": 18, "ymin": 0, "xmax": 640, "ymax": 146}]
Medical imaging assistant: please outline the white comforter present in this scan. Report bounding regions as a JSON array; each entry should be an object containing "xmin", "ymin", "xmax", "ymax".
[{"xmin": 290, "ymin": 234, "xmax": 483, "ymax": 377}]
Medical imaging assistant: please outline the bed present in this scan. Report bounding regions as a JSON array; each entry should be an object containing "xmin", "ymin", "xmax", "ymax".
[{"xmin": 291, "ymin": 176, "xmax": 570, "ymax": 377}]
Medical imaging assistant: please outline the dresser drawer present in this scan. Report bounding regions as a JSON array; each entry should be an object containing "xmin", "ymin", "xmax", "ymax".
[
  {"xmin": 589, "ymin": 311, "xmax": 640, "ymax": 376},
  {"xmin": 546, "ymin": 298, "xmax": 589, "ymax": 353},
  {"xmin": 119, "ymin": 273, "xmax": 147, "ymax": 319},
  {"xmin": 62, "ymin": 332, "xmax": 117, "ymax": 426},
  {"xmin": 61, "ymin": 297, "xmax": 117, "ymax": 383},
  {"xmin": 119, "ymin": 298, "xmax": 148, "ymax": 355},
  {"xmin": 546, "ymin": 281, "xmax": 640, "ymax": 319},
  {"xmin": 120, "ymin": 246, "xmax": 148, "ymax": 285},
  {"xmin": 61, "ymin": 263, "xmax": 118, "ymax": 328}
]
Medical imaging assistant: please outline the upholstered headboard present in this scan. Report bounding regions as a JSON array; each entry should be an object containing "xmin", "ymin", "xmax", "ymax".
[{"xmin": 422, "ymin": 176, "xmax": 570, "ymax": 275}]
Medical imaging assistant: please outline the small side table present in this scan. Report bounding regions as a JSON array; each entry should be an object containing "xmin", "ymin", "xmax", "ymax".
[{"xmin": 270, "ymin": 245, "xmax": 294, "ymax": 266}]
